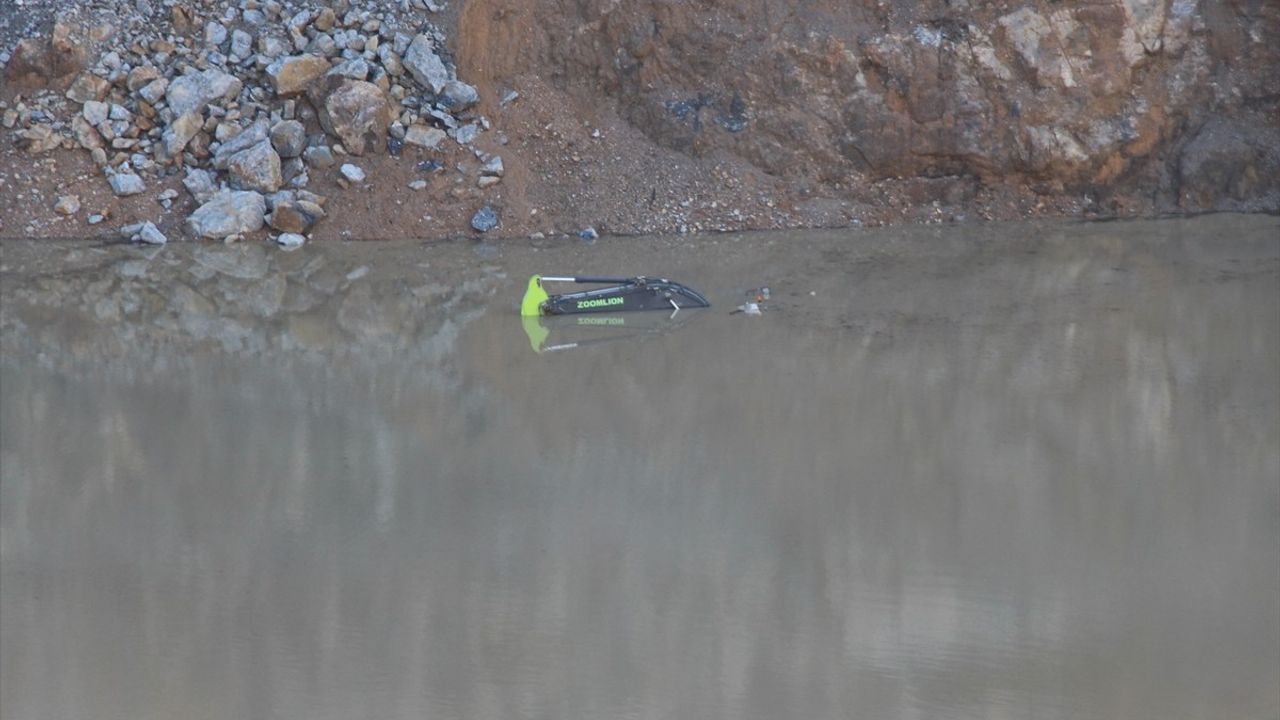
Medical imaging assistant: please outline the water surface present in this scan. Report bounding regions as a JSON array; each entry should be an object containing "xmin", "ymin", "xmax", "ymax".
[{"xmin": 2, "ymin": 215, "xmax": 1278, "ymax": 719}]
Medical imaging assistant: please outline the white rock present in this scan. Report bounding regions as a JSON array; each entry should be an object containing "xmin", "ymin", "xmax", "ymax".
[
  {"xmin": 288, "ymin": 9, "xmax": 314, "ymax": 31},
  {"xmin": 212, "ymin": 120, "xmax": 269, "ymax": 169},
  {"xmin": 259, "ymin": 36, "xmax": 288, "ymax": 59},
  {"xmin": 230, "ymin": 29, "xmax": 253, "ymax": 59},
  {"xmin": 137, "ymin": 77, "xmax": 168, "ymax": 104},
  {"xmin": 403, "ymin": 34, "xmax": 450, "ymax": 93},
  {"xmin": 403, "ymin": 125, "xmax": 446, "ymax": 149},
  {"xmin": 108, "ymin": 172, "xmax": 145, "ymax": 196},
  {"xmin": 328, "ymin": 58, "xmax": 369, "ymax": 80},
  {"xmin": 340, "ymin": 163, "xmax": 365, "ymax": 182},
  {"xmin": 187, "ymin": 190, "xmax": 266, "ymax": 239},
  {"xmin": 277, "ymin": 232, "xmax": 306, "ymax": 248},
  {"xmin": 136, "ymin": 221, "xmax": 168, "ymax": 245},
  {"xmin": 82, "ymin": 100, "xmax": 110, "ymax": 126},
  {"xmin": 378, "ymin": 46, "xmax": 403, "ymax": 75},
  {"xmin": 214, "ymin": 122, "xmax": 241, "ymax": 143},
  {"xmin": 393, "ymin": 32, "xmax": 411, "ymax": 55},
  {"xmin": 166, "ymin": 69, "xmax": 243, "ymax": 118},
  {"xmin": 453, "ymin": 123, "xmax": 479, "ymax": 145},
  {"xmin": 183, "ymin": 167, "xmax": 218, "ymax": 203},
  {"xmin": 205, "ymin": 21, "xmax": 228, "ymax": 47},
  {"xmin": 480, "ymin": 155, "xmax": 504, "ymax": 176}
]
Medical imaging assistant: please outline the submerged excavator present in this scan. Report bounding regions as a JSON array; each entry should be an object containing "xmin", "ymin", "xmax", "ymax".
[
  {"xmin": 520, "ymin": 275, "xmax": 711, "ymax": 317},
  {"xmin": 519, "ymin": 275, "xmax": 711, "ymax": 353}
]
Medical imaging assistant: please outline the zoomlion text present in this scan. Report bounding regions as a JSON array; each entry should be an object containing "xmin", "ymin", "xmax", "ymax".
[{"xmin": 577, "ymin": 297, "xmax": 626, "ymax": 309}]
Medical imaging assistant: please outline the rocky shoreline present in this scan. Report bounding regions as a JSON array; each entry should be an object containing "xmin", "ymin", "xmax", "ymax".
[{"xmin": 1, "ymin": 0, "xmax": 1277, "ymax": 245}]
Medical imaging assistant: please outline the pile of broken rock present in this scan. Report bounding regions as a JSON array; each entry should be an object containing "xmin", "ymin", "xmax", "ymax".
[{"xmin": 3, "ymin": 0, "xmax": 488, "ymax": 244}]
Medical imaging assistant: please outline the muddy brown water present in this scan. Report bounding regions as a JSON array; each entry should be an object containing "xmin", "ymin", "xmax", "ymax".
[{"xmin": 2, "ymin": 215, "xmax": 1278, "ymax": 720}]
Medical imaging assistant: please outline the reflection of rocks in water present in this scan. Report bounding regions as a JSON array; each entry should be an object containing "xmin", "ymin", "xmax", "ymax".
[
  {"xmin": 1, "ymin": 218, "xmax": 1277, "ymax": 720},
  {"xmin": 0, "ymin": 241, "xmax": 501, "ymax": 366},
  {"xmin": 193, "ymin": 244, "xmax": 270, "ymax": 280}
]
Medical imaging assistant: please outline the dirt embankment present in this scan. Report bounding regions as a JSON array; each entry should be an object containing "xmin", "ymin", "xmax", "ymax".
[{"xmin": 1, "ymin": 0, "xmax": 1277, "ymax": 243}]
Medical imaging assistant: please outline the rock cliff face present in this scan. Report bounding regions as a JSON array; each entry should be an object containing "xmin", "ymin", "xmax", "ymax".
[{"xmin": 461, "ymin": 0, "xmax": 1279, "ymax": 213}]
